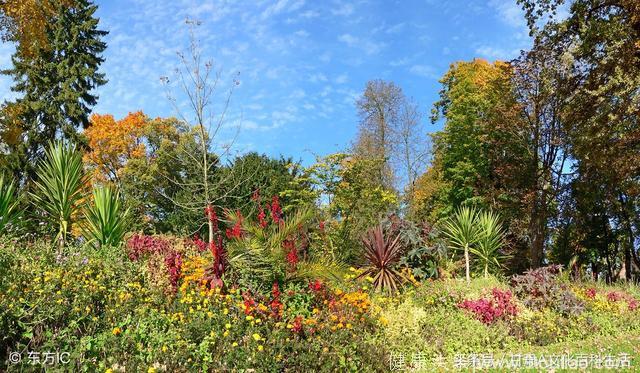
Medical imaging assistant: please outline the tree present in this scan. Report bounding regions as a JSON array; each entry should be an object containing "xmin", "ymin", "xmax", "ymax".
[
  {"xmin": 1, "ymin": 0, "xmax": 107, "ymax": 181},
  {"xmin": 354, "ymin": 79, "xmax": 428, "ymax": 195},
  {"xmin": 217, "ymin": 152, "xmax": 313, "ymax": 217},
  {"xmin": 160, "ymin": 19, "xmax": 247, "ymax": 245},
  {"xmin": 518, "ymin": 0, "xmax": 640, "ymax": 275},
  {"xmin": 0, "ymin": 0, "xmax": 76, "ymax": 57},
  {"xmin": 84, "ymin": 112, "xmax": 149, "ymax": 183},
  {"xmin": 511, "ymin": 46, "xmax": 571, "ymax": 269},
  {"xmin": 420, "ymin": 59, "xmax": 534, "ymax": 271}
]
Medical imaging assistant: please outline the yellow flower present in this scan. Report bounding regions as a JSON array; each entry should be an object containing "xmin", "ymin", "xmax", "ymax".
[
  {"xmin": 225, "ymin": 323, "xmax": 231, "ymax": 329},
  {"xmin": 105, "ymin": 369, "xmax": 114, "ymax": 373},
  {"xmin": 252, "ymin": 333, "xmax": 261, "ymax": 341},
  {"xmin": 223, "ymin": 330, "xmax": 229, "ymax": 337},
  {"xmin": 162, "ymin": 345, "xmax": 168, "ymax": 352},
  {"xmin": 232, "ymin": 342, "xmax": 238, "ymax": 347},
  {"xmin": 112, "ymin": 327, "xmax": 122, "ymax": 336},
  {"xmin": 246, "ymin": 315, "xmax": 254, "ymax": 321},
  {"xmin": 258, "ymin": 345, "xmax": 264, "ymax": 351},
  {"xmin": 148, "ymin": 368, "xmax": 156, "ymax": 373},
  {"xmin": 223, "ymin": 308, "xmax": 229, "ymax": 315}
]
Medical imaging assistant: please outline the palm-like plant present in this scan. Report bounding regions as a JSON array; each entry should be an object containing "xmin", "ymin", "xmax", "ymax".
[
  {"xmin": 358, "ymin": 225, "xmax": 406, "ymax": 294},
  {"xmin": 0, "ymin": 174, "xmax": 21, "ymax": 235},
  {"xmin": 82, "ymin": 186, "xmax": 130, "ymax": 249},
  {"xmin": 224, "ymin": 206, "xmax": 344, "ymax": 291},
  {"xmin": 31, "ymin": 141, "xmax": 87, "ymax": 248},
  {"xmin": 470, "ymin": 210, "xmax": 508, "ymax": 278},
  {"xmin": 441, "ymin": 206, "xmax": 480, "ymax": 283}
]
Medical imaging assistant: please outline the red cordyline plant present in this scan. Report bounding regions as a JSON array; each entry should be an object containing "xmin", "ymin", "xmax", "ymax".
[
  {"xmin": 458, "ymin": 288, "xmax": 518, "ymax": 324},
  {"xmin": 357, "ymin": 225, "xmax": 407, "ymax": 294}
]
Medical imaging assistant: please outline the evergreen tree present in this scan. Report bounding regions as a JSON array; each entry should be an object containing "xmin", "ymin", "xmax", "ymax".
[{"xmin": 0, "ymin": 0, "xmax": 107, "ymax": 181}]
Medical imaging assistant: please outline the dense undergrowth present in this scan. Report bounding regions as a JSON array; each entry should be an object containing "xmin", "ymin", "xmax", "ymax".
[{"xmin": 1, "ymin": 237, "xmax": 639, "ymax": 372}]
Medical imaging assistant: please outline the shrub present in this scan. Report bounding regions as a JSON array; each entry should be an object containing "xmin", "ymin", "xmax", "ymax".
[
  {"xmin": 0, "ymin": 174, "xmax": 21, "ymax": 235},
  {"xmin": 510, "ymin": 265, "xmax": 585, "ymax": 316},
  {"xmin": 30, "ymin": 141, "xmax": 87, "ymax": 248},
  {"xmin": 458, "ymin": 288, "xmax": 518, "ymax": 324},
  {"xmin": 358, "ymin": 225, "xmax": 406, "ymax": 294},
  {"xmin": 82, "ymin": 186, "xmax": 130, "ymax": 249}
]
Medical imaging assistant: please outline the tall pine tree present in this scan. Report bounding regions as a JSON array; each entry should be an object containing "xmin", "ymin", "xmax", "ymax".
[{"xmin": 1, "ymin": 0, "xmax": 107, "ymax": 181}]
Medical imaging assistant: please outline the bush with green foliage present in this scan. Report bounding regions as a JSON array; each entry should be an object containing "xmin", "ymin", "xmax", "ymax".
[
  {"xmin": 0, "ymin": 174, "xmax": 20, "ymax": 235},
  {"xmin": 82, "ymin": 186, "xmax": 130, "ymax": 249},
  {"xmin": 30, "ymin": 141, "xmax": 87, "ymax": 247}
]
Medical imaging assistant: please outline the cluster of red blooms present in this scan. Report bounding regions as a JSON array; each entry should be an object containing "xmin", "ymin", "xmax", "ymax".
[
  {"xmin": 309, "ymin": 279, "xmax": 323, "ymax": 292},
  {"xmin": 283, "ymin": 239, "xmax": 298, "ymax": 268},
  {"xmin": 291, "ymin": 316, "xmax": 304, "ymax": 333},
  {"xmin": 251, "ymin": 190, "xmax": 283, "ymax": 228},
  {"xmin": 270, "ymin": 282, "xmax": 284, "ymax": 319},
  {"xmin": 126, "ymin": 234, "xmax": 171, "ymax": 261},
  {"xmin": 165, "ymin": 251, "xmax": 182, "ymax": 289},
  {"xmin": 458, "ymin": 288, "xmax": 518, "ymax": 324},
  {"xmin": 225, "ymin": 211, "xmax": 243, "ymax": 239},
  {"xmin": 192, "ymin": 234, "xmax": 208, "ymax": 252},
  {"xmin": 242, "ymin": 291, "xmax": 256, "ymax": 315},
  {"xmin": 204, "ymin": 204, "xmax": 219, "ymax": 228},
  {"xmin": 606, "ymin": 291, "xmax": 639, "ymax": 311},
  {"xmin": 585, "ymin": 287, "xmax": 597, "ymax": 299},
  {"xmin": 208, "ymin": 235, "xmax": 225, "ymax": 288}
]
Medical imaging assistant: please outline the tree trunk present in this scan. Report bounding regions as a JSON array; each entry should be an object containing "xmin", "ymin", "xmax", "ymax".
[{"xmin": 465, "ymin": 244, "xmax": 470, "ymax": 283}]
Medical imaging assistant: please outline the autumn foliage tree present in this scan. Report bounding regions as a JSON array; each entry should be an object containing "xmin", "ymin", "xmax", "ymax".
[{"xmin": 84, "ymin": 112, "xmax": 149, "ymax": 182}]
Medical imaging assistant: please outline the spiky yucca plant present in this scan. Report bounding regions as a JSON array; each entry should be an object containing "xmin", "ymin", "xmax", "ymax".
[
  {"xmin": 358, "ymin": 225, "xmax": 406, "ymax": 294},
  {"xmin": 441, "ymin": 206, "xmax": 480, "ymax": 283},
  {"xmin": 470, "ymin": 210, "xmax": 508, "ymax": 278},
  {"xmin": 82, "ymin": 186, "xmax": 130, "ymax": 249},
  {"xmin": 0, "ymin": 174, "xmax": 21, "ymax": 235},
  {"xmin": 30, "ymin": 141, "xmax": 87, "ymax": 248},
  {"xmin": 442, "ymin": 206, "xmax": 508, "ymax": 282}
]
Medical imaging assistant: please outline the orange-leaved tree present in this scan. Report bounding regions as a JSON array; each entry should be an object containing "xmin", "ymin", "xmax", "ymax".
[{"xmin": 83, "ymin": 111, "xmax": 149, "ymax": 183}]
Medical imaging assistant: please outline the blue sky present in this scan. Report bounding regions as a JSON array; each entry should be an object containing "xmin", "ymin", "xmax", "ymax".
[{"xmin": 1, "ymin": 0, "xmax": 532, "ymax": 165}]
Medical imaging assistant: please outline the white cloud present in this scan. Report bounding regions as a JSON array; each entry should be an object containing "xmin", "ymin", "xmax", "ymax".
[
  {"xmin": 338, "ymin": 33, "xmax": 384, "ymax": 55},
  {"xmin": 331, "ymin": 3, "xmax": 354, "ymax": 16},
  {"xmin": 409, "ymin": 64, "xmax": 438, "ymax": 79},
  {"xmin": 261, "ymin": 0, "xmax": 306, "ymax": 19},
  {"xmin": 335, "ymin": 74, "xmax": 348, "ymax": 84},
  {"xmin": 475, "ymin": 45, "xmax": 521, "ymax": 60}
]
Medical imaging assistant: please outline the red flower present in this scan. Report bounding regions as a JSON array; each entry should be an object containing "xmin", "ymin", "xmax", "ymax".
[
  {"xmin": 192, "ymin": 234, "xmax": 207, "ymax": 252},
  {"xmin": 283, "ymin": 239, "xmax": 298, "ymax": 268},
  {"xmin": 270, "ymin": 196, "xmax": 282, "ymax": 223},
  {"xmin": 291, "ymin": 316, "xmax": 303, "ymax": 333},
  {"xmin": 164, "ymin": 251, "xmax": 182, "ymax": 290},
  {"xmin": 270, "ymin": 282, "xmax": 283, "ymax": 318},
  {"xmin": 258, "ymin": 206, "xmax": 268, "ymax": 228},
  {"xmin": 243, "ymin": 291, "xmax": 256, "ymax": 315},
  {"xmin": 309, "ymin": 279, "xmax": 323, "ymax": 292},
  {"xmin": 585, "ymin": 288, "xmax": 596, "ymax": 299},
  {"xmin": 319, "ymin": 220, "xmax": 325, "ymax": 232},
  {"xmin": 225, "ymin": 211, "xmax": 243, "ymax": 239},
  {"xmin": 607, "ymin": 291, "xmax": 623, "ymax": 302},
  {"xmin": 204, "ymin": 204, "xmax": 219, "ymax": 231}
]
